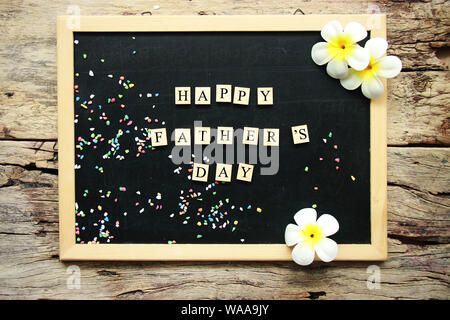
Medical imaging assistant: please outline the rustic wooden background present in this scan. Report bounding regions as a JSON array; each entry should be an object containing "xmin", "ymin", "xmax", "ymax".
[{"xmin": 0, "ymin": 0, "xmax": 448, "ymax": 300}]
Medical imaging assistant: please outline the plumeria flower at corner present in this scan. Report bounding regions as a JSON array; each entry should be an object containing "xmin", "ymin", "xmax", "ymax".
[
  {"xmin": 285, "ymin": 208, "xmax": 339, "ymax": 266},
  {"xmin": 311, "ymin": 20, "xmax": 370, "ymax": 79},
  {"xmin": 340, "ymin": 37, "xmax": 402, "ymax": 99}
]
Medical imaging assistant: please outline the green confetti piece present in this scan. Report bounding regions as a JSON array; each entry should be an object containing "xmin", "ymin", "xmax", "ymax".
[
  {"xmin": 304, "ymin": 166, "xmax": 309, "ymax": 172},
  {"xmin": 328, "ymin": 132, "xmax": 333, "ymax": 138},
  {"xmin": 312, "ymin": 204, "xmax": 317, "ymax": 209},
  {"xmin": 82, "ymin": 53, "xmax": 87, "ymax": 59},
  {"xmin": 196, "ymin": 234, "xmax": 203, "ymax": 239}
]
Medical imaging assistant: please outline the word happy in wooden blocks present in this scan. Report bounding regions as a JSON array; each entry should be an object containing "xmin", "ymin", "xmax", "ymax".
[
  {"xmin": 192, "ymin": 163, "xmax": 209, "ymax": 182},
  {"xmin": 291, "ymin": 124, "xmax": 310, "ymax": 144},
  {"xmin": 237, "ymin": 163, "xmax": 254, "ymax": 182},
  {"xmin": 215, "ymin": 163, "xmax": 233, "ymax": 182},
  {"xmin": 174, "ymin": 87, "xmax": 191, "ymax": 105},
  {"xmin": 150, "ymin": 128, "xmax": 168, "ymax": 147}
]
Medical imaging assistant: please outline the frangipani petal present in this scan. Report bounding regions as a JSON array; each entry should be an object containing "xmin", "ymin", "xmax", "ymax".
[
  {"xmin": 340, "ymin": 68, "xmax": 364, "ymax": 90},
  {"xmin": 346, "ymin": 45, "xmax": 370, "ymax": 71},
  {"xmin": 285, "ymin": 223, "xmax": 301, "ymax": 246},
  {"xmin": 344, "ymin": 21, "xmax": 368, "ymax": 43},
  {"xmin": 321, "ymin": 20, "xmax": 343, "ymax": 42},
  {"xmin": 316, "ymin": 214, "xmax": 340, "ymax": 237},
  {"xmin": 292, "ymin": 242, "xmax": 316, "ymax": 266},
  {"xmin": 365, "ymin": 37, "xmax": 388, "ymax": 60},
  {"xmin": 326, "ymin": 56, "xmax": 349, "ymax": 79},
  {"xmin": 376, "ymin": 55, "xmax": 402, "ymax": 78},
  {"xmin": 315, "ymin": 238, "xmax": 338, "ymax": 262},
  {"xmin": 294, "ymin": 208, "xmax": 317, "ymax": 228},
  {"xmin": 361, "ymin": 75, "xmax": 384, "ymax": 99},
  {"xmin": 311, "ymin": 42, "xmax": 334, "ymax": 66}
]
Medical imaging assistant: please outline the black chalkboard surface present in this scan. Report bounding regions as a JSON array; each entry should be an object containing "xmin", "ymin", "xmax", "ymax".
[{"xmin": 73, "ymin": 31, "xmax": 371, "ymax": 246}]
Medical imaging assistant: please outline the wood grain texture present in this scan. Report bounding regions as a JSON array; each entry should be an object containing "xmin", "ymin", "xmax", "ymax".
[{"xmin": 0, "ymin": 0, "xmax": 449, "ymax": 299}]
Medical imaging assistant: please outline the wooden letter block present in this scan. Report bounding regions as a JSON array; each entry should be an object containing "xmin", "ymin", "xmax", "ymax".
[
  {"xmin": 216, "ymin": 84, "xmax": 232, "ymax": 103},
  {"xmin": 236, "ymin": 163, "xmax": 254, "ymax": 182},
  {"xmin": 195, "ymin": 87, "xmax": 211, "ymax": 105},
  {"xmin": 194, "ymin": 127, "xmax": 211, "ymax": 145},
  {"xmin": 192, "ymin": 163, "xmax": 209, "ymax": 182},
  {"xmin": 243, "ymin": 127, "xmax": 259, "ymax": 145},
  {"xmin": 233, "ymin": 87, "xmax": 250, "ymax": 105},
  {"xmin": 263, "ymin": 128, "xmax": 279, "ymax": 146},
  {"xmin": 217, "ymin": 126, "xmax": 234, "ymax": 145},
  {"xmin": 215, "ymin": 163, "xmax": 233, "ymax": 182},
  {"xmin": 257, "ymin": 87, "xmax": 273, "ymax": 105},
  {"xmin": 175, "ymin": 87, "xmax": 191, "ymax": 105},
  {"xmin": 291, "ymin": 124, "xmax": 310, "ymax": 144},
  {"xmin": 174, "ymin": 128, "xmax": 191, "ymax": 146},
  {"xmin": 151, "ymin": 128, "xmax": 168, "ymax": 147}
]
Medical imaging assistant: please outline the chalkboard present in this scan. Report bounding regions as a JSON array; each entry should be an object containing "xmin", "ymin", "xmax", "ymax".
[{"xmin": 58, "ymin": 15, "xmax": 387, "ymax": 261}]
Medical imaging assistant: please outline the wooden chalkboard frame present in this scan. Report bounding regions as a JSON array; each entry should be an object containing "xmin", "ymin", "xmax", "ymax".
[{"xmin": 58, "ymin": 15, "xmax": 387, "ymax": 261}]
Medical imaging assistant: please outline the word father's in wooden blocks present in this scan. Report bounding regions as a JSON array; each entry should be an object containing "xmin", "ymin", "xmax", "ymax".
[{"xmin": 175, "ymin": 86, "xmax": 273, "ymax": 106}]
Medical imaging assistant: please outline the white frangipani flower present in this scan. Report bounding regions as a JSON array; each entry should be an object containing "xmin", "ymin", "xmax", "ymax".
[
  {"xmin": 311, "ymin": 20, "xmax": 370, "ymax": 79},
  {"xmin": 285, "ymin": 208, "xmax": 339, "ymax": 266},
  {"xmin": 340, "ymin": 37, "xmax": 402, "ymax": 99}
]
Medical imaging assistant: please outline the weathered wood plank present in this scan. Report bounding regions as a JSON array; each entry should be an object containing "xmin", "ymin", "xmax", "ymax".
[
  {"xmin": 0, "ymin": 141, "xmax": 57, "ymax": 169},
  {"xmin": 388, "ymin": 72, "xmax": 450, "ymax": 146},
  {"xmin": 0, "ymin": 227, "xmax": 447, "ymax": 300},
  {"xmin": 388, "ymin": 147, "xmax": 449, "ymax": 194},
  {"xmin": 0, "ymin": 1, "xmax": 449, "ymax": 142},
  {"xmin": 0, "ymin": 146, "xmax": 448, "ymax": 242},
  {"xmin": 1, "ymin": 71, "xmax": 448, "ymax": 144},
  {"xmin": 1, "ymin": 143, "xmax": 448, "ymax": 193},
  {"xmin": 388, "ymin": 186, "xmax": 449, "ymax": 244},
  {"xmin": 0, "ymin": 1, "xmax": 448, "ymax": 72}
]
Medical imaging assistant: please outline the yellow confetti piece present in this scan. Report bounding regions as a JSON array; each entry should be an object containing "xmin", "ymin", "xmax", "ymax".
[{"xmin": 351, "ymin": 175, "xmax": 356, "ymax": 181}]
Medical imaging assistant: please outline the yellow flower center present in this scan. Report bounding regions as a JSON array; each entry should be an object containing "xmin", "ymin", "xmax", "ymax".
[
  {"xmin": 300, "ymin": 224, "xmax": 324, "ymax": 248},
  {"xmin": 327, "ymin": 34, "xmax": 355, "ymax": 61},
  {"xmin": 359, "ymin": 57, "xmax": 379, "ymax": 80}
]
